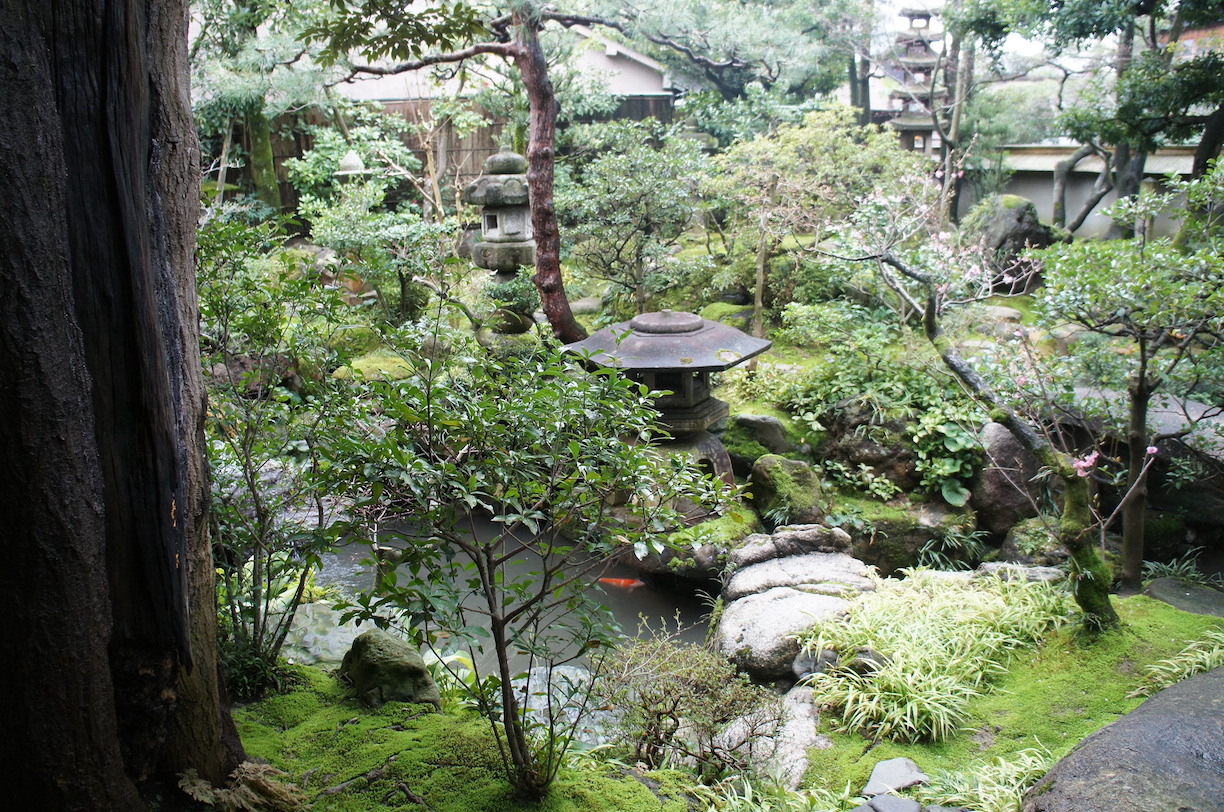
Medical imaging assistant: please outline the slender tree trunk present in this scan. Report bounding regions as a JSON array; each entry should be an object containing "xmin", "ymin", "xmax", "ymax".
[
  {"xmin": 513, "ymin": 16, "xmax": 586, "ymax": 343},
  {"xmin": 1120, "ymin": 370, "xmax": 1153, "ymax": 593},
  {"xmin": 0, "ymin": 0, "xmax": 238, "ymax": 802},
  {"xmin": 246, "ymin": 109, "xmax": 283, "ymax": 212}
]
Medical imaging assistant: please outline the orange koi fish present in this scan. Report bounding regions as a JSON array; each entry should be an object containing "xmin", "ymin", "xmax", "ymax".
[{"xmin": 598, "ymin": 577, "xmax": 647, "ymax": 590}]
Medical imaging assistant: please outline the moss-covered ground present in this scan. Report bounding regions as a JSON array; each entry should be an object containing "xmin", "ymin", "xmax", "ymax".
[
  {"xmin": 803, "ymin": 594, "xmax": 1224, "ymax": 794},
  {"xmin": 235, "ymin": 667, "xmax": 695, "ymax": 812}
]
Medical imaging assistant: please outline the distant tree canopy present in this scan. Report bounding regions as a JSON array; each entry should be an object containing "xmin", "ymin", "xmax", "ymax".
[{"xmin": 953, "ymin": 0, "xmax": 1224, "ymax": 178}]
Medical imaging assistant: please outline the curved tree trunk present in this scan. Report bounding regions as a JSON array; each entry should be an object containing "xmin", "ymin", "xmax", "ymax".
[
  {"xmin": 0, "ymin": 0, "xmax": 238, "ymax": 804},
  {"xmin": 513, "ymin": 16, "xmax": 587, "ymax": 344}
]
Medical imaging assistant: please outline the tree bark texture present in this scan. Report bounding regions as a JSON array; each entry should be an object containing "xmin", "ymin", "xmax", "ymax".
[
  {"xmin": 0, "ymin": 0, "xmax": 236, "ymax": 804},
  {"xmin": 512, "ymin": 17, "xmax": 587, "ymax": 344}
]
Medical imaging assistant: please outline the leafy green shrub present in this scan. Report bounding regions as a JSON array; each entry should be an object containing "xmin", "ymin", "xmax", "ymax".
[
  {"xmin": 909, "ymin": 403, "xmax": 983, "ymax": 506},
  {"xmin": 199, "ymin": 211, "xmax": 350, "ymax": 701},
  {"xmin": 797, "ymin": 571, "xmax": 1071, "ymax": 742},
  {"xmin": 323, "ymin": 331, "xmax": 736, "ymax": 800},
  {"xmin": 595, "ymin": 635, "xmax": 783, "ymax": 780}
]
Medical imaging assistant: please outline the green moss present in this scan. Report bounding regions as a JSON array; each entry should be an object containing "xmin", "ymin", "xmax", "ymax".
[
  {"xmin": 236, "ymin": 669, "xmax": 695, "ymax": 811},
  {"xmin": 334, "ymin": 351, "xmax": 416, "ymax": 381},
  {"xmin": 802, "ymin": 595, "xmax": 1224, "ymax": 795},
  {"xmin": 328, "ymin": 324, "xmax": 383, "ymax": 356},
  {"xmin": 1000, "ymin": 194, "xmax": 1028, "ymax": 210},
  {"xmin": 698, "ymin": 302, "xmax": 753, "ymax": 325},
  {"xmin": 721, "ymin": 424, "xmax": 771, "ymax": 467}
]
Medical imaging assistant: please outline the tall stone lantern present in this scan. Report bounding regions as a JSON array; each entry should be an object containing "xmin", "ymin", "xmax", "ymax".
[
  {"xmin": 464, "ymin": 149, "xmax": 535, "ymax": 277},
  {"xmin": 565, "ymin": 310, "xmax": 771, "ymax": 485}
]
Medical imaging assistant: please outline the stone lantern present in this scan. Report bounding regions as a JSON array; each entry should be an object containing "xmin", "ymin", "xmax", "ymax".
[
  {"xmin": 565, "ymin": 310, "xmax": 771, "ymax": 483},
  {"xmin": 464, "ymin": 149, "xmax": 534, "ymax": 275}
]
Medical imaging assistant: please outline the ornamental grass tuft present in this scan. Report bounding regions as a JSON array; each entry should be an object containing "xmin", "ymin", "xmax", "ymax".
[{"xmin": 796, "ymin": 570, "xmax": 1071, "ymax": 743}]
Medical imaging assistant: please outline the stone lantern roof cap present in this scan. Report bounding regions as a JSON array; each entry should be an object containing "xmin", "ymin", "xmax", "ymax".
[
  {"xmin": 484, "ymin": 149, "xmax": 528, "ymax": 174},
  {"xmin": 565, "ymin": 309, "xmax": 771, "ymax": 372}
]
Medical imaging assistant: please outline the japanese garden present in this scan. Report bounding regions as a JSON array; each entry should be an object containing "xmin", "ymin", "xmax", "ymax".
[{"xmin": 4, "ymin": 1, "xmax": 1224, "ymax": 810}]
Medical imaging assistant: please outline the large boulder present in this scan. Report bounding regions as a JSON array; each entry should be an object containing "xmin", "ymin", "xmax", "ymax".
[
  {"xmin": 724, "ymin": 551, "xmax": 875, "ymax": 602},
  {"xmin": 970, "ymin": 421, "xmax": 1043, "ymax": 538},
  {"xmin": 714, "ymin": 684, "xmax": 829, "ymax": 789},
  {"xmin": 339, "ymin": 629, "xmax": 441, "ymax": 710},
  {"xmin": 843, "ymin": 499, "xmax": 974, "ymax": 576},
  {"xmin": 817, "ymin": 403, "xmax": 919, "ymax": 491},
  {"xmin": 1142, "ymin": 577, "xmax": 1224, "ymax": 618},
  {"xmin": 750, "ymin": 455, "xmax": 825, "ymax": 527},
  {"xmin": 724, "ymin": 415, "xmax": 797, "ymax": 477},
  {"xmin": 715, "ymin": 587, "xmax": 851, "ymax": 680},
  {"xmin": 1022, "ymin": 666, "xmax": 1224, "ymax": 812},
  {"xmin": 960, "ymin": 194, "xmax": 1065, "ymax": 294}
]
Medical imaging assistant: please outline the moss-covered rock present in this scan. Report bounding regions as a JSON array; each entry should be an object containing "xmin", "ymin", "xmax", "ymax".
[
  {"xmin": 339, "ymin": 629, "xmax": 441, "ymax": 710},
  {"xmin": 831, "ymin": 493, "xmax": 974, "ymax": 576},
  {"xmin": 750, "ymin": 455, "xmax": 825, "ymax": 529},
  {"xmin": 333, "ymin": 351, "xmax": 416, "ymax": 381}
]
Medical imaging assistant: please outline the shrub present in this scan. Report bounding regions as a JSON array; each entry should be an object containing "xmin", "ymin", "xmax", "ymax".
[{"xmin": 594, "ymin": 634, "xmax": 784, "ymax": 781}]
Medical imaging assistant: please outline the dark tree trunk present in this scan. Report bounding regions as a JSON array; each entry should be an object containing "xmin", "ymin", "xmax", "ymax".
[
  {"xmin": 1192, "ymin": 104, "xmax": 1224, "ymax": 179},
  {"xmin": 0, "ymin": 0, "xmax": 238, "ymax": 804},
  {"xmin": 513, "ymin": 17, "xmax": 587, "ymax": 344}
]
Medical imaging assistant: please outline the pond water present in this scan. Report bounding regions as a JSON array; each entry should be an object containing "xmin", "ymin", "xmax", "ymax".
[{"xmin": 309, "ymin": 513, "xmax": 712, "ymax": 673}]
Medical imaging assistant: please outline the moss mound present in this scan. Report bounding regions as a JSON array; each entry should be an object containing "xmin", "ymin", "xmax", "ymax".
[{"xmin": 236, "ymin": 668, "xmax": 693, "ymax": 811}]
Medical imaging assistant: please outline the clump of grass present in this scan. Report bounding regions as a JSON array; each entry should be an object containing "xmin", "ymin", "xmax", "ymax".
[
  {"xmin": 797, "ymin": 570, "xmax": 1071, "ymax": 742},
  {"xmin": 914, "ymin": 748, "xmax": 1052, "ymax": 812},
  {"xmin": 695, "ymin": 775, "xmax": 863, "ymax": 812},
  {"xmin": 1142, "ymin": 547, "xmax": 1224, "ymax": 589},
  {"xmin": 1128, "ymin": 628, "xmax": 1224, "ymax": 698}
]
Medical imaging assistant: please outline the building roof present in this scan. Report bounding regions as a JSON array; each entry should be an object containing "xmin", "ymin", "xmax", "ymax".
[{"xmin": 1004, "ymin": 145, "xmax": 1196, "ymax": 176}]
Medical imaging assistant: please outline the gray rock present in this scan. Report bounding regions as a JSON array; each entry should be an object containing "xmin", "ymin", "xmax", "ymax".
[
  {"xmin": 339, "ymin": 629, "xmax": 441, "ymax": 710},
  {"xmin": 792, "ymin": 648, "xmax": 839, "ymax": 681},
  {"xmin": 729, "ymin": 524, "xmax": 852, "ymax": 568},
  {"xmin": 976, "ymin": 562, "xmax": 1065, "ymax": 583},
  {"xmin": 724, "ymin": 552, "xmax": 876, "ymax": 602},
  {"xmin": 970, "ymin": 421, "xmax": 1042, "ymax": 538},
  {"xmin": 715, "ymin": 587, "xmax": 850, "ymax": 680},
  {"xmin": 960, "ymin": 194, "xmax": 1064, "ymax": 294},
  {"xmin": 850, "ymin": 501, "xmax": 973, "ymax": 577},
  {"xmin": 714, "ymin": 684, "xmax": 828, "ymax": 789},
  {"xmin": 1022, "ymin": 666, "xmax": 1224, "ymax": 811},
  {"xmin": 869, "ymin": 796, "xmax": 923, "ymax": 812},
  {"xmin": 864, "ymin": 757, "xmax": 929, "ymax": 797},
  {"xmin": 1142, "ymin": 577, "xmax": 1224, "ymax": 618},
  {"xmin": 998, "ymin": 518, "xmax": 1068, "ymax": 567}
]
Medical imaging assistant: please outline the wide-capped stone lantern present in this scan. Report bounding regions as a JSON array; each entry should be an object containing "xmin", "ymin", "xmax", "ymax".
[
  {"xmin": 464, "ymin": 149, "xmax": 534, "ymax": 273},
  {"xmin": 565, "ymin": 309, "xmax": 771, "ymax": 484}
]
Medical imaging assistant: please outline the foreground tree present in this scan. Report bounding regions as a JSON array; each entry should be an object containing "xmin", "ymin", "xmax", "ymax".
[
  {"xmin": 1033, "ymin": 165, "xmax": 1224, "ymax": 592},
  {"xmin": 325, "ymin": 325, "xmax": 731, "ymax": 800},
  {"xmin": 0, "ymin": 0, "xmax": 239, "ymax": 804}
]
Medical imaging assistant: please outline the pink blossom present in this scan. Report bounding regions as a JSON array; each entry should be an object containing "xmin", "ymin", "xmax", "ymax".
[
  {"xmin": 1072, "ymin": 450, "xmax": 1100, "ymax": 477},
  {"xmin": 1146, "ymin": 446, "xmax": 1158, "ymax": 456}
]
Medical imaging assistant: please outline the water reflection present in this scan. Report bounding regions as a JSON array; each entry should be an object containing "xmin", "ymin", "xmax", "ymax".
[{"xmin": 314, "ymin": 513, "xmax": 712, "ymax": 673}]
